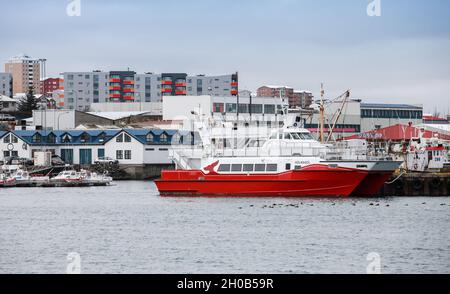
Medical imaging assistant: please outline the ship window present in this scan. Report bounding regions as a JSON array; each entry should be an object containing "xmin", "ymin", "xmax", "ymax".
[
  {"xmin": 231, "ymin": 164, "xmax": 242, "ymax": 172},
  {"xmin": 285, "ymin": 163, "xmax": 291, "ymax": 170},
  {"xmin": 243, "ymin": 164, "xmax": 254, "ymax": 172},
  {"xmin": 291, "ymin": 133, "xmax": 301, "ymax": 140},
  {"xmin": 295, "ymin": 165, "xmax": 302, "ymax": 170},
  {"xmin": 266, "ymin": 164, "xmax": 277, "ymax": 172},
  {"xmin": 284, "ymin": 133, "xmax": 292, "ymax": 140},
  {"xmin": 255, "ymin": 164, "xmax": 265, "ymax": 172},
  {"xmin": 300, "ymin": 133, "xmax": 314, "ymax": 140},
  {"xmin": 218, "ymin": 164, "xmax": 231, "ymax": 172}
]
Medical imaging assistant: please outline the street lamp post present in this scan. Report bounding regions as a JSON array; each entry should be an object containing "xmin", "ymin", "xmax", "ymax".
[{"xmin": 135, "ymin": 92, "xmax": 143, "ymax": 111}]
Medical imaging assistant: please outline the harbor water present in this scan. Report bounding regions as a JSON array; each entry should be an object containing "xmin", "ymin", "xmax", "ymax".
[{"xmin": 0, "ymin": 181, "xmax": 449, "ymax": 274}]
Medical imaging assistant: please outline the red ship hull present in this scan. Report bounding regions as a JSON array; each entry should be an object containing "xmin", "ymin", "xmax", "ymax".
[
  {"xmin": 350, "ymin": 172, "xmax": 394, "ymax": 197},
  {"xmin": 155, "ymin": 164, "xmax": 368, "ymax": 197}
]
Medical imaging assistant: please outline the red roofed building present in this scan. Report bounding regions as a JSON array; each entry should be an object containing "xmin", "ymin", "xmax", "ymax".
[
  {"xmin": 343, "ymin": 123, "xmax": 450, "ymax": 141},
  {"xmin": 423, "ymin": 115, "xmax": 449, "ymax": 124}
]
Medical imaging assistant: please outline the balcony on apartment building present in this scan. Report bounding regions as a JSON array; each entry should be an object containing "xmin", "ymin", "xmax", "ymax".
[
  {"xmin": 109, "ymin": 85, "xmax": 121, "ymax": 91},
  {"xmin": 109, "ymin": 93, "xmax": 121, "ymax": 98}
]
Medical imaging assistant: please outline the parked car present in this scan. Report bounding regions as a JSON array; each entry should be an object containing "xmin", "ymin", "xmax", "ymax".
[
  {"xmin": 4, "ymin": 156, "xmax": 34, "ymax": 166},
  {"xmin": 0, "ymin": 114, "xmax": 15, "ymax": 121},
  {"xmin": 94, "ymin": 157, "xmax": 119, "ymax": 165}
]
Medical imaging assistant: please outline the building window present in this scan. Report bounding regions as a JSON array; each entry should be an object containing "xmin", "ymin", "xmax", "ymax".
[
  {"xmin": 226, "ymin": 103, "xmax": 237, "ymax": 113},
  {"xmin": 213, "ymin": 103, "xmax": 224, "ymax": 113},
  {"xmin": 146, "ymin": 133, "xmax": 154, "ymax": 142},
  {"xmin": 160, "ymin": 133, "xmax": 168, "ymax": 143},
  {"xmin": 62, "ymin": 134, "xmax": 72, "ymax": 143},
  {"xmin": 97, "ymin": 133, "xmax": 106, "ymax": 143},
  {"xmin": 124, "ymin": 134, "xmax": 132, "ymax": 142},
  {"xmin": 80, "ymin": 133, "xmax": 90, "ymax": 143},
  {"xmin": 124, "ymin": 150, "xmax": 131, "ymax": 160},
  {"xmin": 116, "ymin": 134, "xmax": 123, "ymax": 142},
  {"xmin": 47, "ymin": 133, "xmax": 56, "ymax": 144},
  {"xmin": 32, "ymin": 133, "xmax": 41, "ymax": 143},
  {"xmin": 116, "ymin": 150, "xmax": 123, "ymax": 160},
  {"xmin": 3, "ymin": 134, "xmax": 10, "ymax": 143}
]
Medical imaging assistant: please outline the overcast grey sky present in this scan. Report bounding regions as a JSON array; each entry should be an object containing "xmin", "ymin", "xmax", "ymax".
[{"xmin": 1, "ymin": 0, "xmax": 450, "ymax": 114}]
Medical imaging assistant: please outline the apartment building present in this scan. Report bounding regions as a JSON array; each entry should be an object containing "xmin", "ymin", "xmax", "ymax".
[
  {"xmin": 40, "ymin": 77, "xmax": 62, "ymax": 97},
  {"xmin": 4, "ymin": 54, "xmax": 41, "ymax": 94},
  {"xmin": 0, "ymin": 73, "xmax": 13, "ymax": 97},
  {"xmin": 61, "ymin": 71, "xmax": 238, "ymax": 110},
  {"xmin": 257, "ymin": 85, "xmax": 313, "ymax": 108}
]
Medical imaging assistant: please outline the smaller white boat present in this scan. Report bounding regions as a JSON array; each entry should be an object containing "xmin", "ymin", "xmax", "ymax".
[
  {"xmin": 50, "ymin": 169, "xmax": 113, "ymax": 186},
  {"xmin": 79, "ymin": 169, "xmax": 113, "ymax": 186},
  {"xmin": 11, "ymin": 169, "xmax": 50, "ymax": 187},
  {"xmin": 0, "ymin": 173, "xmax": 16, "ymax": 187},
  {"xmin": 50, "ymin": 169, "xmax": 84, "ymax": 185}
]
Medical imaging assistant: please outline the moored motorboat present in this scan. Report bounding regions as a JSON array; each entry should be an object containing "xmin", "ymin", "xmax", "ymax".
[
  {"xmin": 10, "ymin": 169, "xmax": 50, "ymax": 187},
  {"xmin": 0, "ymin": 173, "xmax": 16, "ymax": 187}
]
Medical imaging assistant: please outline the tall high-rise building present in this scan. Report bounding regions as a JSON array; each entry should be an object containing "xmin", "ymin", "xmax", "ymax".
[
  {"xmin": 0, "ymin": 73, "xmax": 13, "ymax": 97},
  {"xmin": 4, "ymin": 54, "xmax": 41, "ymax": 95},
  {"xmin": 61, "ymin": 70, "xmax": 238, "ymax": 110}
]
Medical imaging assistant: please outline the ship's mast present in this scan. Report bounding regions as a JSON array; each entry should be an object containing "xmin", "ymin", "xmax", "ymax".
[{"xmin": 319, "ymin": 83, "xmax": 325, "ymax": 143}]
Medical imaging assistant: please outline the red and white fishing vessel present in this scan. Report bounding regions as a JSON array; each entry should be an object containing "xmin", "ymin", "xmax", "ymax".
[{"xmin": 155, "ymin": 114, "xmax": 402, "ymax": 197}]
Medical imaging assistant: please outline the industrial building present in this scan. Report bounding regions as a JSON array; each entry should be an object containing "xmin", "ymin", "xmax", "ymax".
[{"xmin": 304, "ymin": 101, "xmax": 424, "ymax": 140}]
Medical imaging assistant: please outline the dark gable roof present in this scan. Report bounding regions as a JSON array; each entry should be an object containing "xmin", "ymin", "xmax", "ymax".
[
  {"xmin": 9, "ymin": 129, "xmax": 184, "ymax": 145},
  {"xmin": 121, "ymin": 129, "xmax": 179, "ymax": 144},
  {"xmin": 12, "ymin": 129, "xmax": 121, "ymax": 145}
]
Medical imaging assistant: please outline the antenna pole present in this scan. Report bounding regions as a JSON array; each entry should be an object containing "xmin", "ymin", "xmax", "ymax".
[{"xmin": 319, "ymin": 83, "xmax": 325, "ymax": 143}]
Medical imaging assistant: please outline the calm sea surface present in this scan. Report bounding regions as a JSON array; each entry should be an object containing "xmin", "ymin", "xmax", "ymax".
[{"xmin": 0, "ymin": 181, "xmax": 449, "ymax": 274}]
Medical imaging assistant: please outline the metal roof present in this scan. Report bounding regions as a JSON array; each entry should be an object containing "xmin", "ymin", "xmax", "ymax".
[
  {"xmin": 360, "ymin": 103, "xmax": 422, "ymax": 110},
  {"xmin": 5, "ymin": 129, "xmax": 182, "ymax": 146}
]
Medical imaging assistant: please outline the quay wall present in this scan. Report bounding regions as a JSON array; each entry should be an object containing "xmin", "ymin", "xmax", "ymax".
[
  {"xmin": 81, "ymin": 163, "xmax": 175, "ymax": 180},
  {"xmin": 382, "ymin": 173, "xmax": 450, "ymax": 196}
]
